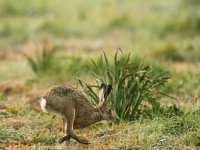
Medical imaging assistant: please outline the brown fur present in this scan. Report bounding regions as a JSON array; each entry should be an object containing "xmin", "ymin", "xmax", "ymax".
[{"xmin": 41, "ymin": 84, "xmax": 115, "ymax": 144}]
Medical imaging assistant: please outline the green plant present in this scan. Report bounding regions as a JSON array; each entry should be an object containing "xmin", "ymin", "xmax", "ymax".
[
  {"xmin": 25, "ymin": 47, "xmax": 60, "ymax": 76},
  {"xmin": 39, "ymin": 19, "xmax": 68, "ymax": 36},
  {"xmin": 0, "ymin": 127, "xmax": 31, "ymax": 145},
  {"xmin": 25, "ymin": 48, "xmax": 93, "ymax": 80},
  {"xmin": 76, "ymin": 51, "xmax": 171, "ymax": 121},
  {"xmin": 161, "ymin": 1, "xmax": 200, "ymax": 36},
  {"xmin": 0, "ymin": 0, "xmax": 49, "ymax": 16},
  {"xmin": 162, "ymin": 113, "xmax": 200, "ymax": 136},
  {"xmin": 0, "ymin": 23, "xmax": 29, "ymax": 42},
  {"xmin": 166, "ymin": 70, "xmax": 200, "ymax": 96},
  {"xmin": 67, "ymin": 56, "xmax": 90, "ymax": 74},
  {"xmin": 183, "ymin": 0, "xmax": 200, "ymax": 7},
  {"xmin": 108, "ymin": 15, "xmax": 131, "ymax": 29},
  {"xmin": 138, "ymin": 104, "xmax": 183, "ymax": 120},
  {"xmin": 153, "ymin": 43, "xmax": 184, "ymax": 62}
]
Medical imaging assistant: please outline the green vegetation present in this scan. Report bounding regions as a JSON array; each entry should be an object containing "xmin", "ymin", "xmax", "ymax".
[
  {"xmin": 1, "ymin": 107, "xmax": 200, "ymax": 149},
  {"xmin": 25, "ymin": 47, "xmax": 59, "ymax": 76},
  {"xmin": 25, "ymin": 47, "xmax": 90, "ymax": 80},
  {"xmin": 152, "ymin": 42, "xmax": 200, "ymax": 62},
  {"xmin": 77, "ymin": 51, "xmax": 171, "ymax": 121}
]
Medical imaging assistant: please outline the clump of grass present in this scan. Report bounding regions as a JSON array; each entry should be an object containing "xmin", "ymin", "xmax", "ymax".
[
  {"xmin": 161, "ymin": 2, "xmax": 200, "ymax": 36},
  {"xmin": 25, "ymin": 48, "xmax": 91, "ymax": 79},
  {"xmin": 0, "ymin": 23, "xmax": 29, "ymax": 42},
  {"xmin": 0, "ymin": 0, "xmax": 26, "ymax": 16},
  {"xmin": 0, "ymin": 128, "xmax": 26, "ymax": 144},
  {"xmin": 184, "ymin": 129, "xmax": 200, "ymax": 146},
  {"xmin": 179, "ymin": 14, "xmax": 200, "ymax": 35},
  {"xmin": 139, "ymin": 105, "xmax": 183, "ymax": 120},
  {"xmin": 0, "ymin": 0, "xmax": 49, "ymax": 16},
  {"xmin": 30, "ymin": 129, "xmax": 59, "ymax": 145},
  {"xmin": 162, "ymin": 112, "xmax": 200, "ymax": 136},
  {"xmin": 25, "ymin": 47, "xmax": 60, "ymax": 76},
  {"xmin": 108, "ymin": 15, "xmax": 132, "ymax": 29},
  {"xmin": 152, "ymin": 42, "xmax": 200, "ymax": 62},
  {"xmin": 166, "ymin": 70, "xmax": 200, "ymax": 96},
  {"xmin": 67, "ymin": 56, "xmax": 90, "ymax": 74},
  {"xmin": 39, "ymin": 20, "xmax": 69, "ymax": 36},
  {"xmin": 0, "ymin": 127, "xmax": 59, "ymax": 145},
  {"xmin": 152, "ymin": 43, "xmax": 184, "ymax": 62},
  {"xmin": 76, "ymin": 51, "xmax": 171, "ymax": 121},
  {"xmin": 182, "ymin": 0, "xmax": 200, "ymax": 7}
]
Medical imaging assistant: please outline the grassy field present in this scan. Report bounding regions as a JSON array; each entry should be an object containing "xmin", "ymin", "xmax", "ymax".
[{"xmin": 0, "ymin": 0, "xmax": 200, "ymax": 149}]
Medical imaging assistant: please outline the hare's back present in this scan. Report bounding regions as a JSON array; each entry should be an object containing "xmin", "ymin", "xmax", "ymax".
[
  {"xmin": 44, "ymin": 85, "xmax": 88, "ymax": 103},
  {"xmin": 42, "ymin": 85, "xmax": 95, "ymax": 118},
  {"xmin": 45, "ymin": 86, "xmax": 76, "ymax": 97}
]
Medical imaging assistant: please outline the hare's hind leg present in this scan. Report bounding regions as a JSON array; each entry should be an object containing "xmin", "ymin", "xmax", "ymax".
[
  {"xmin": 59, "ymin": 117, "xmax": 71, "ymax": 145},
  {"xmin": 59, "ymin": 134, "xmax": 70, "ymax": 144},
  {"xmin": 60, "ymin": 107, "xmax": 90, "ymax": 144}
]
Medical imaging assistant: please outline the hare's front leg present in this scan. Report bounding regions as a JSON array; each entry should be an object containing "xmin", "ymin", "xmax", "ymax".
[
  {"xmin": 62, "ymin": 117, "xmax": 68, "ymax": 134},
  {"xmin": 59, "ymin": 108, "xmax": 90, "ymax": 144}
]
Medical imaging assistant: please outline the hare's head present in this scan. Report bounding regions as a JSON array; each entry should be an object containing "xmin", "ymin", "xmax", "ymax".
[{"xmin": 96, "ymin": 80, "xmax": 116, "ymax": 121}]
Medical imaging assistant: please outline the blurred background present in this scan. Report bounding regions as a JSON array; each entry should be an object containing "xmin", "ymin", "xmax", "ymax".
[
  {"xmin": 0, "ymin": 0, "xmax": 200, "ymax": 148},
  {"xmin": 0, "ymin": 0, "xmax": 199, "ymax": 54},
  {"xmin": 0, "ymin": 0, "xmax": 199, "ymax": 95}
]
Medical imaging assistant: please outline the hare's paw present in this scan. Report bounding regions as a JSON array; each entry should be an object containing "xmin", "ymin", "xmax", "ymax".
[
  {"xmin": 59, "ymin": 137, "xmax": 65, "ymax": 144},
  {"xmin": 78, "ymin": 136, "xmax": 90, "ymax": 144},
  {"xmin": 59, "ymin": 135, "xmax": 70, "ymax": 144}
]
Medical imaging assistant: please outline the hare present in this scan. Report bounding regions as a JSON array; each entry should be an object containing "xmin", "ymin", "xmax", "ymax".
[{"xmin": 40, "ymin": 81, "xmax": 115, "ymax": 144}]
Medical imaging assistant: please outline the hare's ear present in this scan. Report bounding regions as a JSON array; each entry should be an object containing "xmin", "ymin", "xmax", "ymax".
[
  {"xmin": 103, "ymin": 85, "xmax": 112, "ymax": 102},
  {"xmin": 98, "ymin": 83, "xmax": 106, "ymax": 101},
  {"xmin": 98, "ymin": 84, "xmax": 112, "ymax": 107},
  {"xmin": 96, "ymin": 79, "xmax": 112, "ymax": 108}
]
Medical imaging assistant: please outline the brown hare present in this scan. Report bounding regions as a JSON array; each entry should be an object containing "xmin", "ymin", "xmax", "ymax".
[{"xmin": 40, "ymin": 81, "xmax": 115, "ymax": 144}]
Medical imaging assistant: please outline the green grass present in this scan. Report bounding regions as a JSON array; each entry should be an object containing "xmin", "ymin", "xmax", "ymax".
[
  {"xmin": 152, "ymin": 42, "xmax": 200, "ymax": 62},
  {"xmin": 25, "ymin": 47, "xmax": 60, "ymax": 76},
  {"xmin": 166, "ymin": 70, "xmax": 200, "ymax": 97},
  {"xmin": 25, "ymin": 47, "xmax": 91, "ymax": 81},
  {"xmin": 0, "ymin": 108, "xmax": 60, "ymax": 145},
  {"xmin": 0, "ymin": 0, "xmax": 198, "ymax": 53},
  {"xmin": 1, "ymin": 106, "xmax": 200, "ymax": 149},
  {"xmin": 77, "ymin": 51, "xmax": 171, "ymax": 121}
]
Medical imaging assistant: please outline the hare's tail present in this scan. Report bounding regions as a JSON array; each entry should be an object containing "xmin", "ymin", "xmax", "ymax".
[{"xmin": 40, "ymin": 98, "xmax": 48, "ymax": 113}]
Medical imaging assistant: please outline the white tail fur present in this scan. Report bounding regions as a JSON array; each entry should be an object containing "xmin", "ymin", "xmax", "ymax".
[{"xmin": 40, "ymin": 98, "xmax": 48, "ymax": 113}]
